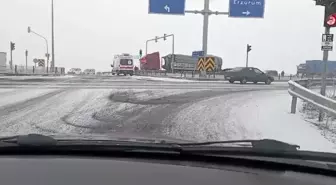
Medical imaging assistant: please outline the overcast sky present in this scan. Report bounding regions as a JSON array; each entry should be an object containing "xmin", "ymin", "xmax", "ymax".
[{"xmin": 0, "ymin": 0, "xmax": 331, "ymax": 73}]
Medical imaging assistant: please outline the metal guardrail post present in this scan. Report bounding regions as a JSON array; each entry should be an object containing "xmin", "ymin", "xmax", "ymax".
[{"xmin": 291, "ymin": 96, "xmax": 297, "ymax": 114}]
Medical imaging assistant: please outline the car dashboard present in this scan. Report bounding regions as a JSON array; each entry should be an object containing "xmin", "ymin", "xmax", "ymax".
[{"xmin": 0, "ymin": 156, "xmax": 335, "ymax": 185}]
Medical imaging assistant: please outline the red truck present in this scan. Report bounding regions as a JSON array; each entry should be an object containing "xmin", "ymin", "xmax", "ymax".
[{"xmin": 140, "ymin": 52, "xmax": 161, "ymax": 70}]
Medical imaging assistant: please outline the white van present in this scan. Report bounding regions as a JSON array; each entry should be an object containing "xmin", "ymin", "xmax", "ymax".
[{"xmin": 111, "ymin": 54, "xmax": 134, "ymax": 76}]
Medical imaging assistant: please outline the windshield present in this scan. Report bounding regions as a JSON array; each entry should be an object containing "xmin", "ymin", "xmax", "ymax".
[{"xmin": 1, "ymin": 0, "xmax": 336, "ymax": 156}]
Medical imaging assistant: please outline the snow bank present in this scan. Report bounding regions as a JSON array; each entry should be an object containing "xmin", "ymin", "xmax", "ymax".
[{"xmin": 168, "ymin": 90, "xmax": 336, "ymax": 153}]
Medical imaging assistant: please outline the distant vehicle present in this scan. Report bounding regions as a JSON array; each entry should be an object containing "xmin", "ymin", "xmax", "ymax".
[
  {"xmin": 306, "ymin": 60, "xmax": 336, "ymax": 75},
  {"xmin": 0, "ymin": 52, "xmax": 6, "ymax": 74},
  {"xmin": 140, "ymin": 52, "xmax": 161, "ymax": 70},
  {"xmin": 68, "ymin": 68, "xmax": 82, "ymax": 75},
  {"xmin": 83, "ymin": 69, "xmax": 96, "ymax": 75},
  {"xmin": 265, "ymin": 70, "xmax": 278, "ymax": 77},
  {"xmin": 161, "ymin": 54, "xmax": 222, "ymax": 73},
  {"xmin": 111, "ymin": 53, "xmax": 134, "ymax": 76},
  {"xmin": 224, "ymin": 67, "xmax": 274, "ymax": 85}
]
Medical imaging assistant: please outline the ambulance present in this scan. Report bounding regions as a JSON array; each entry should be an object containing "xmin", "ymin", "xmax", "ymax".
[{"xmin": 111, "ymin": 53, "xmax": 134, "ymax": 76}]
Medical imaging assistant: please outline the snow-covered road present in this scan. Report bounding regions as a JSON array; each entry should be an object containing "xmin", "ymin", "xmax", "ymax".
[{"xmin": 0, "ymin": 75, "xmax": 334, "ymax": 153}]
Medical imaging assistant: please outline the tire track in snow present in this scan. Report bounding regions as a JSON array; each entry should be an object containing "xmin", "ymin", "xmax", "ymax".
[
  {"xmin": 162, "ymin": 91, "xmax": 266, "ymax": 142},
  {"xmin": 0, "ymin": 89, "xmax": 65, "ymax": 115},
  {"xmin": 0, "ymin": 89, "xmax": 70, "ymax": 135},
  {"xmin": 0, "ymin": 89, "xmax": 107, "ymax": 136},
  {"xmin": 101, "ymin": 89, "xmax": 257, "ymax": 138}
]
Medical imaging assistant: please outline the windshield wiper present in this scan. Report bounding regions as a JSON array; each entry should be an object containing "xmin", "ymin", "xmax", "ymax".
[
  {"xmin": 0, "ymin": 134, "xmax": 57, "ymax": 146},
  {"xmin": 174, "ymin": 139, "xmax": 300, "ymax": 151},
  {"xmin": 0, "ymin": 135, "xmax": 299, "ymax": 151}
]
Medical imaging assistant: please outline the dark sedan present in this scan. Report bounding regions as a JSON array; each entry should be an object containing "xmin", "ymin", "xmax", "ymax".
[{"xmin": 224, "ymin": 67, "xmax": 274, "ymax": 85}]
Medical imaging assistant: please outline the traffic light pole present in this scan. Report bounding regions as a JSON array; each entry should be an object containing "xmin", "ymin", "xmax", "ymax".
[
  {"xmin": 145, "ymin": 34, "xmax": 175, "ymax": 72},
  {"xmin": 28, "ymin": 29, "xmax": 49, "ymax": 73},
  {"xmin": 319, "ymin": 26, "xmax": 331, "ymax": 122},
  {"xmin": 246, "ymin": 50, "xmax": 249, "ymax": 67},
  {"xmin": 10, "ymin": 43, "xmax": 13, "ymax": 71}
]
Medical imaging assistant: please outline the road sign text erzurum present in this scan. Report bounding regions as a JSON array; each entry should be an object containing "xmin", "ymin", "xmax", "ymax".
[{"xmin": 229, "ymin": 0, "xmax": 265, "ymax": 18}]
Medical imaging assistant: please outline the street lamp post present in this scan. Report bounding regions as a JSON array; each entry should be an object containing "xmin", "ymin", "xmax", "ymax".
[
  {"xmin": 28, "ymin": 26, "xmax": 49, "ymax": 73},
  {"xmin": 51, "ymin": 0, "xmax": 55, "ymax": 71}
]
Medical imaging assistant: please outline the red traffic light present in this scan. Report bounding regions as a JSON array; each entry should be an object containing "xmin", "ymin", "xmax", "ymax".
[{"xmin": 327, "ymin": 13, "xmax": 336, "ymax": 26}]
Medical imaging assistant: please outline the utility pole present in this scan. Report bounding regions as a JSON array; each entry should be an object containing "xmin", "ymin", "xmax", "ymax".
[
  {"xmin": 184, "ymin": 0, "xmax": 228, "ymax": 76},
  {"xmin": 246, "ymin": 44, "xmax": 252, "ymax": 67},
  {"xmin": 202, "ymin": 0, "xmax": 210, "ymax": 55},
  {"xmin": 185, "ymin": 1, "xmax": 228, "ymax": 56},
  {"xmin": 51, "ymin": 0, "xmax": 55, "ymax": 71}
]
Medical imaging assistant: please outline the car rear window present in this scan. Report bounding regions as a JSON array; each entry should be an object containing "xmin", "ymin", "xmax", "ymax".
[{"xmin": 120, "ymin": 59, "xmax": 133, "ymax": 65}]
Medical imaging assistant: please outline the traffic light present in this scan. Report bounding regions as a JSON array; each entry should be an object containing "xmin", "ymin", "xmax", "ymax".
[
  {"xmin": 247, "ymin": 44, "xmax": 252, "ymax": 52},
  {"xmin": 163, "ymin": 34, "xmax": 167, "ymax": 41},
  {"xmin": 324, "ymin": 1, "xmax": 336, "ymax": 27},
  {"xmin": 139, "ymin": 49, "xmax": 142, "ymax": 57},
  {"xmin": 10, "ymin": 42, "xmax": 15, "ymax": 51},
  {"xmin": 155, "ymin": 36, "xmax": 158, "ymax": 42}
]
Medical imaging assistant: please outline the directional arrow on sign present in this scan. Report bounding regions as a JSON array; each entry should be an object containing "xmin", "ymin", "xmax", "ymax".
[
  {"xmin": 164, "ymin": 5, "xmax": 170, "ymax": 12},
  {"xmin": 242, "ymin": 11, "xmax": 250, "ymax": 16},
  {"xmin": 148, "ymin": 0, "xmax": 185, "ymax": 15}
]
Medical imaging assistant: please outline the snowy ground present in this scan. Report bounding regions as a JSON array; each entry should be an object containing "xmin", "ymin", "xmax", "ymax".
[
  {"xmin": 298, "ymin": 86, "xmax": 336, "ymax": 146},
  {"xmin": 164, "ymin": 90, "xmax": 336, "ymax": 153},
  {"xmin": 0, "ymin": 76, "xmax": 334, "ymax": 153},
  {"xmin": 0, "ymin": 88, "xmax": 199, "ymax": 138}
]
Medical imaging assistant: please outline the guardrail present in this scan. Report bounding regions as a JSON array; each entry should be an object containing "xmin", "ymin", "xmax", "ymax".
[
  {"xmin": 134, "ymin": 70, "xmax": 301, "ymax": 81},
  {"xmin": 135, "ymin": 70, "xmax": 167, "ymax": 76},
  {"xmin": 0, "ymin": 65, "xmax": 65, "ymax": 76},
  {"xmin": 288, "ymin": 79, "xmax": 336, "ymax": 118}
]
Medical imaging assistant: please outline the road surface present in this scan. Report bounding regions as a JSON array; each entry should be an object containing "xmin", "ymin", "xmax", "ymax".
[{"xmin": 0, "ymin": 75, "xmax": 288, "ymax": 141}]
